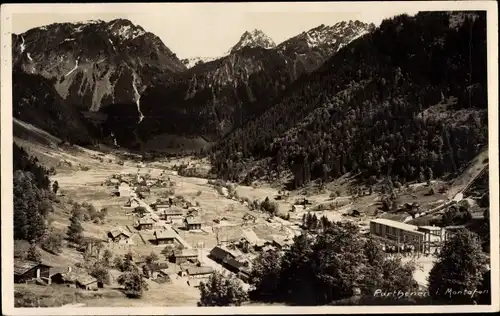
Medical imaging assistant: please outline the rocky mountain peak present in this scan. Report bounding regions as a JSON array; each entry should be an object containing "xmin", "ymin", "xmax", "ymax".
[
  {"xmin": 230, "ymin": 29, "xmax": 276, "ymax": 53},
  {"xmin": 12, "ymin": 18, "xmax": 186, "ymax": 113}
]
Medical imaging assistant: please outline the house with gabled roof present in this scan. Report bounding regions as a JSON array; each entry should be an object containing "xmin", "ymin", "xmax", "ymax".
[
  {"xmin": 184, "ymin": 216, "xmax": 202, "ymax": 230},
  {"xmin": 153, "ymin": 229, "xmax": 177, "ymax": 245},
  {"xmin": 108, "ymin": 228, "xmax": 131, "ymax": 243},
  {"xmin": 50, "ymin": 266, "xmax": 99, "ymax": 290},
  {"xmin": 186, "ymin": 266, "xmax": 214, "ymax": 279},
  {"xmin": 136, "ymin": 217, "xmax": 154, "ymax": 230},
  {"xmin": 169, "ymin": 249, "xmax": 199, "ymax": 264}
]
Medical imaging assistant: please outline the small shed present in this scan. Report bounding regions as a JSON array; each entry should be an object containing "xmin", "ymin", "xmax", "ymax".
[
  {"xmin": 76, "ymin": 275, "xmax": 99, "ymax": 290},
  {"xmin": 184, "ymin": 216, "xmax": 202, "ymax": 230},
  {"xmin": 108, "ymin": 228, "xmax": 131, "ymax": 243}
]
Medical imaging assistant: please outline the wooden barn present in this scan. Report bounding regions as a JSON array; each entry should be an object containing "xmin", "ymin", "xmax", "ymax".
[
  {"xmin": 14, "ymin": 259, "xmax": 51, "ymax": 284},
  {"xmin": 50, "ymin": 267, "xmax": 99, "ymax": 290}
]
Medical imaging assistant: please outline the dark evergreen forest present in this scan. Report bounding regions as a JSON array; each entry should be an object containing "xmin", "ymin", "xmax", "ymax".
[{"xmin": 211, "ymin": 12, "xmax": 488, "ymax": 188}]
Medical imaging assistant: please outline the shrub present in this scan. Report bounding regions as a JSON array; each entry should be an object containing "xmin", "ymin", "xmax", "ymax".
[{"xmin": 41, "ymin": 229, "xmax": 64, "ymax": 254}]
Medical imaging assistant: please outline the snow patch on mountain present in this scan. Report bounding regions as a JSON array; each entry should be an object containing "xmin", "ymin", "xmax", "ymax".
[
  {"xmin": 27, "ymin": 53, "xmax": 33, "ymax": 61},
  {"xmin": 181, "ymin": 56, "xmax": 220, "ymax": 69},
  {"xmin": 111, "ymin": 23, "xmax": 146, "ymax": 41},
  {"xmin": 65, "ymin": 57, "xmax": 79, "ymax": 77},
  {"xmin": 20, "ymin": 36, "xmax": 26, "ymax": 53},
  {"xmin": 277, "ymin": 20, "xmax": 375, "ymax": 56},
  {"xmin": 132, "ymin": 72, "xmax": 144, "ymax": 123}
]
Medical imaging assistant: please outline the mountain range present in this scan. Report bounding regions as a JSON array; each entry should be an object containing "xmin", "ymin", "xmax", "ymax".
[
  {"xmin": 12, "ymin": 12, "xmax": 487, "ymax": 189},
  {"xmin": 212, "ymin": 11, "xmax": 488, "ymax": 187},
  {"xmin": 12, "ymin": 18, "xmax": 375, "ymax": 148}
]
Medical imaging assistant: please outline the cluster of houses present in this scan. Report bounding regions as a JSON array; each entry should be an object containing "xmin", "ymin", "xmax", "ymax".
[
  {"xmin": 206, "ymin": 229, "xmax": 294, "ymax": 282},
  {"xmin": 135, "ymin": 247, "xmax": 216, "ymax": 287},
  {"xmin": 14, "ymin": 259, "xmax": 100, "ymax": 290}
]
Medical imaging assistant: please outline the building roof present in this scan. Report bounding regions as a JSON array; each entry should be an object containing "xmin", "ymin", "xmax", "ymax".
[
  {"xmin": 225, "ymin": 258, "xmax": 243, "ymax": 270},
  {"xmin": 138, "ymin": 218, "xmax": 154, "ymax": 225},
  {"xmin": 241, "ymin": 230, "xmax": 261, "ymax": 245},
  {"xmin": 185, "ymin": 216, "xmax": 202, "ymax": 225},
  {"xmin": 14, "ymin": 259, "xmax": 49, "ymax": 275},
  {"xmin": 371, "ymin": 218, "xmax": 424, "ymax": 234},
  {"xmin": 272, "ymin": 235, "xmax": 291, "ymax": 247},
  {"xmin": 109, "ymin": 228, "xmax": 131, "ymax": 238},
  {"xmin": 77, "ymin": 274, "xmax": 98, "ymax": 286},
  {"xmin": 419, "ymin": 225, "xmax": 442, "ymax": 231},
  {"xmin": 52, "ymin": 268, "xmax": 96, "ymax": 285},
  {"xmin": 209, "ymin": 246, "xmax": 235, "ymax": 261},
  {"xmin": 164, "ymin": 207, "xmax": 184, "ymax": 215},
  {"xmin": 187, "ymin": 266, "xmax": 214, "ymax": 276},
  {"xmin": 155, "ymin": 204, "xmax": 171, "ymax": 209},
  {"xmin": 173, "ymin": 249, "xmax": 198, "ymax": 258},
  {"xmin": 379, "ymin": 212, "xmax": 412, "ymax": 223},
  {"xmin": 144, "ymin": 262, "xmax": 169, "ymax": 272},
  {"xmin": 154, "ymin": 230, "xmax": 177, "ymax": 240}
]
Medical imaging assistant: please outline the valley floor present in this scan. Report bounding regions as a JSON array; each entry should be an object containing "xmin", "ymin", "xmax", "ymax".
[{"xmin": 11, "ymin": 118, "xmax": 488, "ymax": 307}]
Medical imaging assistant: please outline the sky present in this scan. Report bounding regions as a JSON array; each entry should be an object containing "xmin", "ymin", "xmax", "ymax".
[{"xmin": 10, "ymin": 3, "xmax": 422, "ymax": 59}]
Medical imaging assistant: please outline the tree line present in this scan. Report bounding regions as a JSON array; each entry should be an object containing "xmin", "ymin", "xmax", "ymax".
[{"xmin": 198, "ymin": 221, "xmax": 490, "ymax": 306}]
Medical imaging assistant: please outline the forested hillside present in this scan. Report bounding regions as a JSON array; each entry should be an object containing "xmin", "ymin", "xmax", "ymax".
[
  {"xmin": 13, "ymin": 143, "xmax": 53, "ymax": 242},
  {"xmin": 211, "ymin": 12, "xmax": 488, "ymax": 188}
]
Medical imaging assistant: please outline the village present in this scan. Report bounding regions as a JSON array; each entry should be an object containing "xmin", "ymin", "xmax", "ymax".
[{"xmin": 13, "ymin": 145, "xmax": 489, "ymax": 306}]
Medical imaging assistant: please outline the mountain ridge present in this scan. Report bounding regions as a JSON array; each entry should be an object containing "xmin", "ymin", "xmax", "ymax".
[
  {"xmin": 12, "ymin": 18, "xmax": 377, "ymax": 148},
  {"xmin": 12, "ymin": 18, "xmax": 186, "ymax": 113},
  {"xmin": 211, "ymin": 12, "xmax": 488, "ymax": 188}
]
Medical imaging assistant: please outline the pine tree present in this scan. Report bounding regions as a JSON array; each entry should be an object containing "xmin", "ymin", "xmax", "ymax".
[
  {"xmin": 117, "ymin": 268, "xmax": 148, "ymax": 298},
  {"xmin": 67, "ymin": 209, "xmax": 84, "ymax": 245},
  {"xmin": 198, "ymin": 271, "xmax": 248, "ymax": 306},
  {"xmin": 26, "ymin": 244, "xmax": 41, "ymax": 263},
  {"xmin": 428, "ymin": 228, "xmax": 488, "ymax": 304}
]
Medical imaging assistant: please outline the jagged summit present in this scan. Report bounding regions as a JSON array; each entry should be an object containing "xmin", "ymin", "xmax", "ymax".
[
  {"xmin": 278, "ymin": 20, "xmax": 375, "ymax": 53},
  {"xmin": 230, "ymin": 29, "xmax": 276, "ymax": 53}
]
